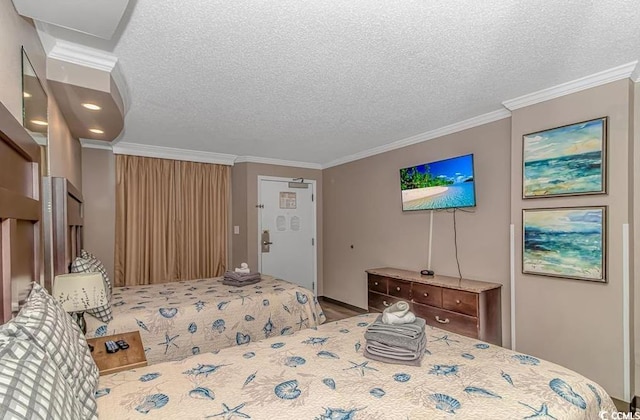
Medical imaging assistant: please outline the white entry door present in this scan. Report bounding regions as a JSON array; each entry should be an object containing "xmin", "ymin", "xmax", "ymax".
[{"xmin": 258, "ymin": 177, "xmax": 316, "ymax": 294}]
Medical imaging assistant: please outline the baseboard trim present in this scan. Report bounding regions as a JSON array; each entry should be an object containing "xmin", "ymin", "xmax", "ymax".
[{"xmin": 318, "ymin": 296, "xmax": 367, "ymax": 314}]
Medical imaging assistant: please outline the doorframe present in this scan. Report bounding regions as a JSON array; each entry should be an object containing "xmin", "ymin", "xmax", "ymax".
[{"xmin": 257, "ymin": 175, "xmax": 317, "ymax": 295}]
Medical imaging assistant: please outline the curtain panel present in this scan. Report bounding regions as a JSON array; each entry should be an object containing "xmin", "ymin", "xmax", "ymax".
[{"xmin": 115, "ymin": 155, "xmax": 229, "ymax": 286}]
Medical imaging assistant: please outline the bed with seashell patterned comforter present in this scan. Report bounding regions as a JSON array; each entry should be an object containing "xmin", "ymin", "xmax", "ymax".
[
  {"xmin": 96, "ymin": 313, "xmax": 614, "ymax": 419},
  {"xmin": 85, "ymin": 275, "xmax": 325, "ymax": 364}
]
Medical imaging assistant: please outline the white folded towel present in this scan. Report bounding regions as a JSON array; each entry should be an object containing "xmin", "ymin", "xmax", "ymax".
[
  {"xmin": 235, "ymin": 262, "xmax": 251, "ymax": 274},
  {"xmin": 382, "ymin": 301, "xmax": 416, "ymax": 325}
]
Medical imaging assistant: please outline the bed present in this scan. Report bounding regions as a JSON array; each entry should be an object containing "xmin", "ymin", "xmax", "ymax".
[
  {"xmin": 41, "ymin": 145, "xmax": 325, "ymax": 365},
  {"xmin": 95, "ymin": 312, "xmax": 615, "ymax": 419},
  {"xmin": 84, "ymin": 275, "xmax": 326, "ymax": 364}
]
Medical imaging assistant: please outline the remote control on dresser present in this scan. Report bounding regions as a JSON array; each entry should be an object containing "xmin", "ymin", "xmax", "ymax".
[
  {"xmin": 105, "ymin": 340, "xmax": 119, "ymax": 353},
  {"xmin": 116, "ymin": 339, "xmax": 129, "ymax": 350}
]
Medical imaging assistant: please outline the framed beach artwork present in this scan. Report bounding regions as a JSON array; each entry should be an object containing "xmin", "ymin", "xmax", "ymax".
[
  {"xmin": 522, "ymin": 117, "xmax": 607, "ymax": 198},
  {"xmin": 522, "ymin": 206, "xmax": 606, "ymax": 282}
]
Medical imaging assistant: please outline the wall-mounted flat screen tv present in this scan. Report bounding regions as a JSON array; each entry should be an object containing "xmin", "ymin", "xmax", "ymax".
[{"xmin": 400, "ymin": 153, "xmax": 476, "ymax": 211}]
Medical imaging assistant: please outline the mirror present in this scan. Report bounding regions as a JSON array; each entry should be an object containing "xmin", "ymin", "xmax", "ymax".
[{"xmin": 21, "ymin": 47, "xmax": 49, "ymax": 175}]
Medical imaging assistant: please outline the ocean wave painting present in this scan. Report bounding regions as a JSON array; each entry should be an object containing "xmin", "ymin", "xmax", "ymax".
[
  {"xmin": 523, "ymin": 207, "xmax": 605, "ymax": 282},
  {"xmin": 523, "ymin": 118, "xmax": 606, "ymax": 197}
]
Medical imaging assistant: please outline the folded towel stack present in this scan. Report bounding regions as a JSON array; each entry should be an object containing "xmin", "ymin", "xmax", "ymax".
[
  {"xmin": 363, "ymin": 301, "xmax": 426, "ymax": 366},
  {"xmin": 222, "ymin": 270, "xmax": 261, "ymax": 287}
]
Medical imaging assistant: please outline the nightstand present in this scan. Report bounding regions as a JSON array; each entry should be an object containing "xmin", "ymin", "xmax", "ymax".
[{"xmin": 86, "ymin": 331, "xmax": 147, "ymax": 375}]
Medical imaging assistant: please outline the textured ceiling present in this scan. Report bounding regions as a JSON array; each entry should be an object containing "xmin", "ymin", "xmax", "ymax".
[{"xmin": 48, "ymin": 1, "xmax": 640, "ymax": 165}]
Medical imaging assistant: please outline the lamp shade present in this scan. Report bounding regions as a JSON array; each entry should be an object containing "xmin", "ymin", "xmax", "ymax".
[{"xmin": 53, "ymin": 272, "xmax": 107, "ymax": 312}]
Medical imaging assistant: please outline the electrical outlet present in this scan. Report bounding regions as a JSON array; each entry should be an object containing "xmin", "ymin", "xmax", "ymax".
[{"xmin": 234, "ymin": 226, "xmax": 240, "ymax": 235}]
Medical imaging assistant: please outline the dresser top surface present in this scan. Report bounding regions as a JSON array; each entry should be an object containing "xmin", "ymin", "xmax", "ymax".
[{"xmin": 366, "ymin": 267, "xmax": 502, "ymax": 292}]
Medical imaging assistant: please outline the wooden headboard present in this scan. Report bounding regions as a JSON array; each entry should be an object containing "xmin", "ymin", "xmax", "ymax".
[
  {"xmin": 43, "ymin": 177, "xmax": 83, "ymax": 290},
  {"xmin": 0, "ymin": 102, "xmax": 41, "ymax": 323}
]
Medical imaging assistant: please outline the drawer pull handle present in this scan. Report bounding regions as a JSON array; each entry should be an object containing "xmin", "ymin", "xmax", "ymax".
[
  {"xmin": 374, "ymin": 282, "xmax": 378, "ymax": 286},
  {"xmin": 455, "ymin": 299, "xmax": 461, "ymax": 304},
  {"xmin": 382, "ymin": 300, "xmax": 391, "ymax": 307},
  {"xmin": 396, "ymin": 287, "xmax": 401, "ymax": 291},
  {"xmin": 423, "ymin": 292, "xmax": 429, "ymax": 297},
  {"xmin": 435, "ymin": 316, "xmax": 450, "ymax": 324}
]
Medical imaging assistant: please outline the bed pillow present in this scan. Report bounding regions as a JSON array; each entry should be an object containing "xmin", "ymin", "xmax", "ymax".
[
  {"xmin": 6, "ymin": 283, "xmax": 99, "ymax": 420},
  {"xmin": 0, "ymin": 335, "xmax": 84, "ymax": 420},
  {"xmin": 70, "ymin": 256, "xmax": 113, "ymax": 323},
  {"xmin": 79, "ymin": 249, "xmax": 113, "ymax": 296}
]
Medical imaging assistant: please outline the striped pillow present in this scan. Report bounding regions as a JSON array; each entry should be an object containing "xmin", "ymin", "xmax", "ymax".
[
  {"xmin": 0, "ymin": 335, "xmax": 83, "ymax": 420},
  {"xmin": 5, "ymin": 283, "xmax": 99, "ymax": 419},
  {"xmin": 70, "ymin": 257, "xmax": 113, "ymax": 323},
  {"xmin": 80, "ymin": 250, "xmax": 113, "ymax": 296}
]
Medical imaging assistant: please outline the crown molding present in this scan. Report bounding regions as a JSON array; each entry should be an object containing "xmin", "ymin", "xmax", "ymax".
[
  {"xmin": 48, "ymin": 39, "xmax": 118, "ymax": 72},
  {"xmin": 80, "ymin": 138, "xmax": 113, "ymax": 150},
  {"xmin": 111, "ymin": 63, "xmax": 130, "ymax": 113},
  {"xmin": 234, "ymin": 156, "xmax": 322, "ymax": 170},
  {"xmin": 503, "ymin": 61, "xmax": 638, "ymax": 111},
  {"xmin": 34, "ymin": 21, "xmax": 57, "ymax": 55},
  {"xmin": 322, "ymin": 108, "xmax": 511, "ymax": 169},
  {"xmin": 112, "ymin": 142, "xmax": 237, "ymax": 166},
  {"xmin": 631, "ymin": 62, "xmax": 640, "ymax": 83}
]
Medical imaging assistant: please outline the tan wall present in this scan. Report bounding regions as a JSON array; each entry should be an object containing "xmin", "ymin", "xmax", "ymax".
[
  {"xmin": 48, "ymin": 99, "xmax": 82, "ymax": 188},
  {"xmin": 323, "ymin": 118, "xmax": 512, "ymax": 342},
  {"xmin": 0, "ymin": 2, "xmax": 82, "ymax": 189},
  {"xmin": 510, "ymin": 79, "xmax": 632, "ymax": 400},
  {"xmin": 81, "ymin": 148, "xmax": 116, "ymax": 280},
  {"xmin": 231, "ymin": 163, "xmax": 249, "ymax": 269},
  {"xmin": 232, "ymin": 162, "xmax": 324, "ymax": 296}
]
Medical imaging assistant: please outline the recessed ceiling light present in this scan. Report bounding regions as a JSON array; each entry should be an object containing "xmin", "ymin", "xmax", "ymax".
[
  {"xmin": 82, "ymin": 103, "xmax": 101, "ymax": 111},
  {"xmin": 31, "ymin": 120, "xmax": 48, "ymax": 126},
  {"xmin": 89, "ymin": 128, "xmax": 104, "ymax": 134},
  {"xmin": 23, "ymin": 92, "xmax": 32, "ymax": 98}
]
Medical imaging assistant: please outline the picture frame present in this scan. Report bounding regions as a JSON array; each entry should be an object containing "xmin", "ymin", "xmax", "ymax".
[
  {"xmin": 522, "ymin": 206, "xmax": 606, "ymax": 282},
  {"xmin": 522, "ymin": 117, "xmax": 607, "ymax": 198}
]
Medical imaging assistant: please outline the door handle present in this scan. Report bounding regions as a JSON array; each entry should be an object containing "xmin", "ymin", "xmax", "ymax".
[{"xmin": 261, "ymin": 230, "xmax": 272, "ymax": 253}]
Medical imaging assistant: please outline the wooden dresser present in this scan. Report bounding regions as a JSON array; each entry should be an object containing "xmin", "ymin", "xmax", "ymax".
[{"xmin": 366, "ymin": 267, "xmax": 502, "ymax": 345}]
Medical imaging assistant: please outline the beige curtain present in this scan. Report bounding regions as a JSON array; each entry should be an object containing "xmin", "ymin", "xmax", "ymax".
[
  {"xmin": 177, "ymin": 161, "xmax": 229, "ymax": 280},
  {"xmin": 115, "ymin": 155, "xmax": 229, "ymax": 286}
]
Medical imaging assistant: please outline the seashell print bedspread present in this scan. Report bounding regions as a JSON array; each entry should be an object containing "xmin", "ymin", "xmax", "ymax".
[
  {"xmin": 96, "ymin": 313, "xmax": 615, "ymax": 419},
  {"xmin": 85, "ymin": 275, "xmax": 326, "ymax": 364}
]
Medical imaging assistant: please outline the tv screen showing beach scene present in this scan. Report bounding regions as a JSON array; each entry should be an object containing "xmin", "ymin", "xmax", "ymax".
[{"xmin": 400, "ymin": 154, "xmax": 476, "ymax": 211}]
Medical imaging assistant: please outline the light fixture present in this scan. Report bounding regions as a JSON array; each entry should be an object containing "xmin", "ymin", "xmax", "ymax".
[
  {"xmin": 31, "ymin": 119, "xmax": 48, "ymax": 126},
  {"xmin": 23, "ymin": 92, "xmax": 32, "ymax": 98},
  {"xmin": 89, "ymin": 128, "xmax": 104, "ymax": 134},
  {"xmin": 53, "ymin": 272, "xmax": 107, "ymax": 333},
  {"xmin": 82, "ymin": 103, "xmax": 101, "ymax": 111}
]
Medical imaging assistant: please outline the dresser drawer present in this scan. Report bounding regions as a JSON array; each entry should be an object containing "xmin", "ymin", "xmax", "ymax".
[
  {"xmin": 388, "ymin": 279, "xmax": 411, "ymax": 300},
  {"xmin": 368, "ymin": 275, "xmax": 388, "ymax": 294},
  {"xmin": 368, "ymin": 291, "xmax": 400, "ymax": 312},
  {"xmin": 412, "ymin": 303, "xmax": 478, "ymax": 339},
  {"xmin": 442, "ymin": 289, "xmax": 478, "ymax": 317},
  {"xmin": 411, "ymin": 283, "xmax": 442, "ymax": 307}
]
